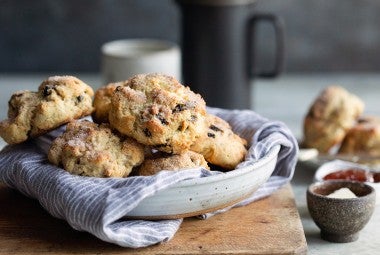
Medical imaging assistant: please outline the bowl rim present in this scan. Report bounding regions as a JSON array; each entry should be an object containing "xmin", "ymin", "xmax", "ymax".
[
  {"xmin": 314, "ymin": 160, "xmax": 380, "ymax": 183},
  {"xmin": 307, "ymin": 180, "xmax": 375, "ymax": 200},
  {"xmin": 170, "ymin": 144, "xmax": 281, "ymax": 188}
]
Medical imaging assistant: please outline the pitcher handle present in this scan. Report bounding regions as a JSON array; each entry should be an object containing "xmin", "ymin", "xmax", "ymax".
[{"xmin": 247, "ymin": 14, "xmax": 285, "ymax": 78}]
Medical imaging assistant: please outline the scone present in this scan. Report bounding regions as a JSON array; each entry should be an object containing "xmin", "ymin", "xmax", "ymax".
[
  {"xmin": 303, "ymin": 86, "xmax": 364, "ymax": 153},
  {"xmin": 48, "ymin": 120, "xmax": 144, "ymax": 178},
  {"xmin": 137, "ymin": 150, "xmax": 209, "ymax": 176},
  {"xmin": 92, "ymin": 82, "xmax": 120, "ymax": 124},
  {"xmin": 190, "ymin": 114, "xmax": 247, "ymax": 170},
  {"xmin": 109, "ymin": 73, "xmax": 207, "ymax": 154},
  {"xmin": 0, "ymin": 76, "xmax": 94, "ymax": 144},
  {"xmin": 338, "ymin": 116, "xmax": 380, "ymax": 156}
]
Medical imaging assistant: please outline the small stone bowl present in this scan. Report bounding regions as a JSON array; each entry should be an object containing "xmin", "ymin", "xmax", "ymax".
[{"xmin": 307, "ymin": 180, "xmax": 376, "ymax": 243}]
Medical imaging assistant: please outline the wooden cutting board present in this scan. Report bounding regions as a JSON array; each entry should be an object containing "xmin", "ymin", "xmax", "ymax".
[{"xmin": 0, "ymin": 183, "xmax": 307, "ymax": 254}]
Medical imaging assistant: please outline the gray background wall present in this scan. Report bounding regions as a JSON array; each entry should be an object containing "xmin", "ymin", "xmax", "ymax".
[{"xmin": 1, "ymin": 0, "xmax": 380, "ymax": 73}]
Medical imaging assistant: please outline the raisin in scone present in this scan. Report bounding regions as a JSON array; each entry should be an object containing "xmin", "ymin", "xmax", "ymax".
[
  {"xmin": 109, "ymin": 73, "xmax": 207, "ymax": 154},
  {"xmin": 0, "ymin": 76, "xmax": 94, "ymax": 144},
  {"xmin": 92, "ymin": 82, "xmax": 120, "ymax": 124},
  {"xmin": 303, "ymin": 86, "xmax": 364, "ymax": 153},
  {"xmin": 136, "ymin": 150, "xmax": 209, "ymax": 176},
  {"xmin": 48, "ymin": 120, "xmax": 144, "ymax": 178},
  {"xmin": 190, "ymin": 114, "xmax": 247, "ymax": 170}
]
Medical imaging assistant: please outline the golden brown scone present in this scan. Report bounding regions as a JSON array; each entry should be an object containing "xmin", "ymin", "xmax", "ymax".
[
  {"xmin": 303, "ymin": 86, "xmax": 364, "ymax": 153},
  {"xmin": 92, "ymin": 83, "xmax": 120, "ymax": 124},
  {"xmin": 0, "ymin": 91, "xmax": 40, "ymax": 144},
  {"xmin": 48, "ymin": 120, "xmax": 145, "ymax": 178},
  {"xmin": 190, "ymin": 114, "xmax": 247, "ymax": 170},
  {"xmin": 0, "ymin": 76, "xmax": 94, "ymax": 144},
  {"xmin": 109, "ymin": 73, "xmax": 207, "ymax": 154},
  {"xmin": 338, "ymin": 116, "xmax": 380, "ymax": 156},
  {"xmin": 136, "ymin": 150, "xmax": 209, "ymax": 176}
]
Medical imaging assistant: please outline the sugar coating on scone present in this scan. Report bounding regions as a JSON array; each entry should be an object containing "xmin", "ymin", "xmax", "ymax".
[
  {"xmin": 303, "ymin": 86, "xmax": 364, "ymax": 153},
  {"xmin": 190, "ymin": 114, "xmax": 247, "ymax": 170},
  {"xmin": 48, "ymin": 120, "xmax": 145, "ymax": 178},
  {"xmin": 109, "ymin": 73, "xmax": 207, "ymax": 154},
  {"xmin": 137, "ymin": 150, "xmax": 209, "ymax": 176},
  {"xmin": 92, "ymin": 82, "xmax": 123, "ymax": 124},
  {"xmin": 0, "ymin": 76, "xmax": 94, "ymax": 144},
  {"xmin": 339, "ymin": 116, "xmax": 380, "ymax": 157}
]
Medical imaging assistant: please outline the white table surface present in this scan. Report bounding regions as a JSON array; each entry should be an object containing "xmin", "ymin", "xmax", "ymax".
[{"xmin": 1, "ymin": 72, "xmax": 379, "ymax": 254}]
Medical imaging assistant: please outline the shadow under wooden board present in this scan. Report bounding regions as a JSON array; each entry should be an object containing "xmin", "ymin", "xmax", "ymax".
[{"xmin": 0, "ymin": 183, "xmax": 307, "ymax": 255}]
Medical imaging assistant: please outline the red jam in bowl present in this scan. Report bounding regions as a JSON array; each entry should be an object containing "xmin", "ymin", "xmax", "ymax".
[{"xmin": 323, "ymin": 169, "xmax": 374, "ymax": 182}]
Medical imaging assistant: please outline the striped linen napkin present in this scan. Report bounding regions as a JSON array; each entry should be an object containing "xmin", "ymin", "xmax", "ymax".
[{"xmin": 0, "ymin": 107, "xmax": 298, "ymax": 248}]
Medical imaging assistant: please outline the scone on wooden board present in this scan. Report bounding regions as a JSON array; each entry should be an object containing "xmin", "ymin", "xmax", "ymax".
[
  {"xmin": 136, "ymin": 150, "xmax": 209, "ymax": 176},
  {"xmin": 109, "ymin": 73, "xmax": 207, "ymax": 154},
  {"xmin": 0, "ymin": 76, "xmax": 94, "ymax": 144},
  {"xmin": 303, "ymin": 86, "xmax": 364, "ymax": 153},
  {"xmin": 48, "ymin": 120, "xmax": 145, "ymax": 178}
]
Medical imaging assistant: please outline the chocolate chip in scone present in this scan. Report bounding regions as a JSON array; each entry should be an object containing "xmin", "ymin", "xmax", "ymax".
[
  {"xmin": 172, "ymin": 103, "xmax": 187, "ymax": 113},
  {"xmin": 209, "ymin": 124, "xmax": 223, "ymax": 132},
  {"xmin": 156, "ymin": 114, "xmax": 169, "ymax": 125},
  {"xmin": 172, "ymin": 101, "xmax": 197, "ymax": 113},
  {"xmin": 143, "ymin": 128, "xmax": 152, "ymax": 137},
  {"xmin": 76, "ymin": 95, "xmax": 84, "ymax": 103},
  {"xmin": 42, "ymin": 85, "xmax": 55, "ymax": 97},
  {"xmin": 207, "ymin": 132, "xmax": 216, "ymax": 138}
]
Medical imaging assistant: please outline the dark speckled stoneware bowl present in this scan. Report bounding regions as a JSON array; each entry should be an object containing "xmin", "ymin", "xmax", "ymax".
[{"xmin": 307, "ymin": 180, "xmax": 376, "ymax": 243}]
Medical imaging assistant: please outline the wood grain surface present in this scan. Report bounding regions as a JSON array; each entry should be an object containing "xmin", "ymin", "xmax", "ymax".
[{"xmin": 0, "ymin": 183, "xmax": 307, "ymax": 254}]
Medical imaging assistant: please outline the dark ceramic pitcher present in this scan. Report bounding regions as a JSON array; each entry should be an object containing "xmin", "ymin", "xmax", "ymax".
[{"xmin": 176, "ymin": 0, "xmax": 284, "ymax": 109}]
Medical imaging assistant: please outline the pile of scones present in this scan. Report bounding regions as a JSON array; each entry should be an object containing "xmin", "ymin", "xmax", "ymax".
[
  {"xmin": 303, "ymin": 85, "xmax": 380, "ymax": 157},
  {"xmin": 0, "ymin": 74, "xmax": 248, "ymax": 178}
]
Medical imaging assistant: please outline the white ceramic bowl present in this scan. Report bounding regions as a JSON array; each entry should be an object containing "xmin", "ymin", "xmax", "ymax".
[
  {"xmin": 314, "ymin": 160, "xmax": 380, "ymax": 205},
  {"xmin": 126, "ymin": 145, "xmax": 281, "ymax": 219}
]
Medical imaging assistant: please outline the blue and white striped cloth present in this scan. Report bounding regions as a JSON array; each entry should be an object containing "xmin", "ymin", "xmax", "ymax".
[{"xmin": 0, "ymin": 107, "xmax": 298, "ymax": 248}]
